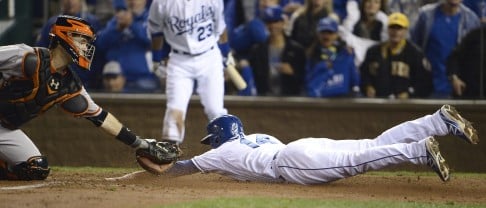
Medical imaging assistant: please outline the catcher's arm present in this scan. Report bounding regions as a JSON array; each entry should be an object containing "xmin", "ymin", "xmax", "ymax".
[{"xmin": 137, "ymin": 157, "xmax": 200, "ymax": 177}]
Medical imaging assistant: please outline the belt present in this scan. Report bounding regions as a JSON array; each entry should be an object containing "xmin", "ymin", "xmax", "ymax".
[
  {"xmin": 271, "ymin": 151, "xmax": 286, "ymax": 182},
  {"xmin": 172, "ymin": 46, "xmax": 214, "ymax": 56}
]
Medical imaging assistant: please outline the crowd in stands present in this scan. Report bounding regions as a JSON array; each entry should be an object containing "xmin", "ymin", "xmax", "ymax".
[{"xmin": 34, "ymin": 0, "xmax": 486, "ymax": 99}]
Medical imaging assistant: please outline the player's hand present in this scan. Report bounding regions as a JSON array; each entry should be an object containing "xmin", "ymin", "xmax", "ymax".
[
  {"xmin": 136, "ymin": 156, "xmax": 174, "ymax": 175},
  {"xmin": 223, "ymin": 51, "xmax": 236, "ymax": 70},
  {"xmin": 135, "ymin": 140, "xmax": 180, "ymax": 174},
  {"xmin": 152, "ymin": 61, "xmax": 167, "ymax": 79},
  {"xmin": 365, "ymin": 86, "xmax": 376, "ymax": 98},
  {"xmin": 276, "ymin": 63, "xmax": 294, "ymax": 75},
  {"xmin": 450, "ymin": 75, "xmax": 466, "ymax": 96}
]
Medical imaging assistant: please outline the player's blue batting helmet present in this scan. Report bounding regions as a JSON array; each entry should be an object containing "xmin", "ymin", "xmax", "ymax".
[{"xmin": 200, "ymin": 115, "xmax": 245, "ymax": 148}]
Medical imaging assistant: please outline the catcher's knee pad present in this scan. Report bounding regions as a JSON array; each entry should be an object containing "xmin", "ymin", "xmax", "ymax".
[{"xmin": 11, "ymin": 156, "xmax": 50, "ymax": 180}]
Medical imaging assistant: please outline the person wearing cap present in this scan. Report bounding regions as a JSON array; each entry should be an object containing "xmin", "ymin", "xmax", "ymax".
[
  {"xmin": 360, "ymin": 12, "xmax": 433, "ymax": 99},
  {"xmin": 305, "ymin": 17, "xmax": 360, "ymax": 98},
  {"xmin": 411, "ymin": 0, "xmax": 480, "ymax": 98},
  {"xmin": 287, "ymin": 0, "xmax": 338, "ymax": 51},
  {"xmin": 102, "ymin": 61, "xmax": 126, "ymax": 93},
  {"xmin": 96, "ymin": 0, "xmax": 161, "ymax": 93},
  {"xmin": 243, "ymin": 5, "xmax": 307, "ymax": 96}
]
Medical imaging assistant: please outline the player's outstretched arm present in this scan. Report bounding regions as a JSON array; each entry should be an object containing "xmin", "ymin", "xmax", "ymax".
[{"xmin": 137, "ymin": 158, "xmax": 200, "ymax": 177}]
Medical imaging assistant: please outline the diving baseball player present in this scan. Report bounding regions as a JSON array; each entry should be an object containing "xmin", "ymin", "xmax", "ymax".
[
  {"xmin": 0, "ymin": 15, "xmax": 177, "ymax": 180},
  {"xmin": 148, "ymin": 0, "xmax": 229, "ymax": 147},
  {"xmin": 137, "ymin": 105, "xmax": 478, "ymax": 184}
]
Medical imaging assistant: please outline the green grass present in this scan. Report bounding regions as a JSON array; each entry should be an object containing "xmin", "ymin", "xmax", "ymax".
[
  {"xmin": 155, "ymin": 197, "xmax": 484, "ymax": 208},
  {"xmin": 50, "ymin": 167, "xmax": 486, "ymax": 208}
]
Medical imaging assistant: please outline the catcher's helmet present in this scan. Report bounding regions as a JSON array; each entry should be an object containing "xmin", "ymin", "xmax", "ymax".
[
  {"xmin": 49, "ymin": 15, "xmax": 96, "ymax": 70},
  {"xmin": 201, "ymin": 115, "xmax": 245, "ymax": 148}
]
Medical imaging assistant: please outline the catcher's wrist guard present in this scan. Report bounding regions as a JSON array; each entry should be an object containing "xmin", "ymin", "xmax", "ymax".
[{"xmin": 136, "ymin": 140, "xmax": 180, "ymax": 173}]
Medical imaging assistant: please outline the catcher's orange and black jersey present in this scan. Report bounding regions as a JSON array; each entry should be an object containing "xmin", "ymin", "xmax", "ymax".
[{"xmin": 0, "ymin": 46, "xmax": 95, "ymax": 129}]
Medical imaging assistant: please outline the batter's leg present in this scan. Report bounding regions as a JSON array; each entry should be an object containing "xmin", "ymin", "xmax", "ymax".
[
  {"xmin": 298, "ymin": 107, "xmax": 451, "ymax": 152},
  {"xmin": 277, "ymin": 138, "xmax": 430, "ymax": 185},
  {"xmin": 372, "ymin": 109, "xmax": 448, "ymax": 145}
]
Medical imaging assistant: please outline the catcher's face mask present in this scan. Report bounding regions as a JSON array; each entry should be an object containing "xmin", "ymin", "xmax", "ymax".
[{"xmin": 49, "ymin": 15, "xmax": 96, "ymax": 70}]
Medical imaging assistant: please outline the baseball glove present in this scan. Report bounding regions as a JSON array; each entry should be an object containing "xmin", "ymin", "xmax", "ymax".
[{"xmin": 136, "ymin": 140, "xmax": 180, "ymax": 174}]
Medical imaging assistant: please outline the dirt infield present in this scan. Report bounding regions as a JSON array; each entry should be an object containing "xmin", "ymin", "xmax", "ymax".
[{"xmin": 1, "ymin": 169, "xmax": 485, "ymax": 208}]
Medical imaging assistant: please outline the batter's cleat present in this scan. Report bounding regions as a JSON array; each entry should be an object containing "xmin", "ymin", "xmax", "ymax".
[
  {"xmin": 425, "ymin": 137, "xmax": 450, "ymax": 182},
  {"xmin": 439, "ymin": 105, "xmax": 479, "ymax": 144}
]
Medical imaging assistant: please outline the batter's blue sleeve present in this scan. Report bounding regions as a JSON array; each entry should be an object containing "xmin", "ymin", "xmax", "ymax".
[{"xmin": 164, "ymin": 160, "xmax": 200, "ymax": 177}]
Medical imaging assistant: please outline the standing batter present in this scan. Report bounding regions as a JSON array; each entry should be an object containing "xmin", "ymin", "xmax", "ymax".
[
  {"xmin": 138, "ymin": 105, "xmax": 479, "ymax": 184},
  {"xmin": 0, "ymin": 15, "xmax": 176, "ymax": 180},
  {"xmin": 148, "ymin": 0, "xmax": 229, "ymax": 147}
]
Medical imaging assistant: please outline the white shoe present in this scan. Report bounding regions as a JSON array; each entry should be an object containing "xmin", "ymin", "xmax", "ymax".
[
  {"xmin": 425, "ymin": 137, "xmax": 450, "ymax": 182},
  {"xmin": 439, "ymin": 105, "xmax": 479, "ymax": 144}
]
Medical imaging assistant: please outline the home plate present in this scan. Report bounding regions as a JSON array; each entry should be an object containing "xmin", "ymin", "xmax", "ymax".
[
  {"xmin": 0, "ymin": 182, "xmax": 56, "ymax": 190},
  {"xmin": 105, "ymin": 170, "xmax": 146, "ymax": 181}
]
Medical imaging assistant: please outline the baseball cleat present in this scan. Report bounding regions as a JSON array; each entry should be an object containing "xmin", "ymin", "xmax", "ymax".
[
  {"xmin": 425, "ymin": 137, "xmax": 450, "ymax": 182},
  {"xmin": 439, "ymin": 104, "xmax": 479, "ymax": 144}
]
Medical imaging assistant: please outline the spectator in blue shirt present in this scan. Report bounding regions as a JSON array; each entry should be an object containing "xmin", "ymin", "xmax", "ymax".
[
  {"xmin": 411, "ymin": 0, "xmax": 480, "ymax": 98},
  {"xmin": 96, "ymin": 0, "xmax": 160, "ymax": 93},
  {"xmin": 306, "ymin": 17, "xmax": 360, "ymax": 98},
  {"xmin": 229, "ymin": 0, "xmax": 279, "ymax": 56}
]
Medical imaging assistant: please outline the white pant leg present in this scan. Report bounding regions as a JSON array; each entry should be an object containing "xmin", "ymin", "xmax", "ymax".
[
  {"xmin": 276, "ymin": 138, "xmax": 428, "ymax": 185},
  {"xmin": 195, "ymin": 49, "xmax": 227, "ymax": 120},
  {"xmin": 298, "ymin": 110, "xmax": 448, "ymax": 153},
  {"xmin": 373, "ymin": 110, "xmax": 448, "ymax": 145},
  {"xmin": 0, "ymin": 126, "xmax": 41, "ymax": 165},
  {"xmin": 163, "ymin": 55, "xmax": 196, "ymax": 143}
]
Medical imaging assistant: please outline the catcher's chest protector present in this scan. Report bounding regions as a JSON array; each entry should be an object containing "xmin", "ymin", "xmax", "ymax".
[{"xmin": 0, "ymin": 48, "xmax": 83, "ymax": 129}]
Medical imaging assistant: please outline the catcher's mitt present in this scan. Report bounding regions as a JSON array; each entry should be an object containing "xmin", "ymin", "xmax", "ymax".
[{"xmin": 136, "ymin": 140, "xmax": 180, "ymax": 174}]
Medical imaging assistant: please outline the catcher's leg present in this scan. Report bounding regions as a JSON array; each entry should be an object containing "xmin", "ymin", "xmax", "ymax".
[
  {"xmin": 0, "ymin": 127, "xmax": 50, "ymax": 180},
  {"xmin": 0, "ymin": 156, "xmax": 50, "ymax": 180}
]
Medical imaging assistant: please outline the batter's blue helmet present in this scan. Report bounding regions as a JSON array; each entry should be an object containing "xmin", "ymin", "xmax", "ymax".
[{"xmin": 200, "ymin": 115, "xmax": 245, "ymax": 148}]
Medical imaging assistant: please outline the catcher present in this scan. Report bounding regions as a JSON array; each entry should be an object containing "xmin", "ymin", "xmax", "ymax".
[
  {"xmin": 136, "ymin": 105, "xmax": 478, "ymax": 185},
  {"xmin": 0, "ymin": 15, "xmax": 178, "ymax": 180}
]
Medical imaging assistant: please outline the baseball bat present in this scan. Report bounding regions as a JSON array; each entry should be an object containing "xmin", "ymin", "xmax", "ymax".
[{"xmin": 226, "ymin": 64, "xmax": 247, "ymax": 90}]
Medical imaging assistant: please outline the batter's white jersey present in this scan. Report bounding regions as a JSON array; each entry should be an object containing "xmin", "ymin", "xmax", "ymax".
[
  {"xmin": 192, "ymin": 134, "xmax": 286, "ymax": 182},
  {"xmin": 191, "ymin": 110, "xmax": 450, "ymax": 185},
  {"xmin": 148, "ymin": 0, "xmax": 226, "ymax": 54}
]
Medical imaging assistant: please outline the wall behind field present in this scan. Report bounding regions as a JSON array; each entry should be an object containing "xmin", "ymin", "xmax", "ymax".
[{"xmin": 22, "ymin": 94, "xmax": 486, "ymax": 172}]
